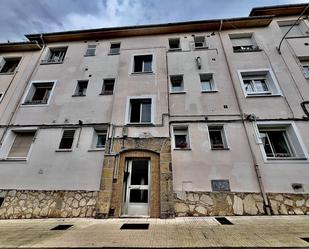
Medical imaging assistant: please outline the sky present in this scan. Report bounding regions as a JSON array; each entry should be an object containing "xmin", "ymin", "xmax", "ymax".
[{"xmin": 0, "ymin": 0, "xmax": 307, "ymax": 42}]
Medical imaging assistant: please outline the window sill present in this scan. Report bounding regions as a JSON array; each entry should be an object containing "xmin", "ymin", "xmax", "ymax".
[
  {"xmin": 0, "ymin": 72, "xmax": 15, "ymax": 75},
  {"xmin": 266, "ymin": 157, "xmax": 307, "ymax": 161},
  {"xmin": 201, "ymin": 90, "xmax": 218, "ymax": 93},
  {"xmin": 168, "ymin": 48, "xmax": 182, "ymax": 52},
  {"xmin": 99, "ymin": 93, "xmax": 113, "ymax": 96},
  {"xmin": 88, "ymin": 148, "xmax": 105, "ymax": 152},
  {"xmin": 170, "ymin": 91, "xmax": 186, "ymax": 94},
  {"xmin": 233, "ymin": 49, "xmax": 262, "ymax": 53},
  {"xmin": 211, "ymin": 148, "xmax": 230, "ymax": 151},
  {"xmin": 0, "ymin": 158, "xmax": 27, "ymax": 162},
  {"xmin": 21, "ymin": 103, "xmax": 49, "ymax": 107},
  {"xmin": 194, "ymin": 46, "xmax": 209, "ymax": 50},
  {"xmin": 131, "ymin": 72, "xmax": 154, "ymax": 75},
  {"xmin": 40, "ymin": 61, "xmax": 63, "ymax": 65},
  {"xmin": 125, "ymin": 123, "xmax": 154, "ymax": 127},
  {"xmin": 285, "ymin": 35, "xmax": 309, "ymax": 39},
  {"xmin": 72, "ymin": 94, "xmax": 86, "ymax": 97},
  {"xmin": 55, "ymin": 149, "xmax": 73, "ymax": 152},
  {"xmin": 246, "ymin": 94, "xmax": 281, "ymax": 98},
  {"xmin": 84, "ymin": 54, "xmax": 95, "ymax": 57},
  {"xmin": 174, "ymin": 148, "xmax": 191, "ymax": 151},
  {"xmin": 108, "ymin": 52, "xmax": 120, "ymax": 56}
]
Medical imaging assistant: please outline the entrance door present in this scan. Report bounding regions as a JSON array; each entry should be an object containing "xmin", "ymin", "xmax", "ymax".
[{"xmin": 123, "ymin": 158, "xmax": 150, "ymax": 216}]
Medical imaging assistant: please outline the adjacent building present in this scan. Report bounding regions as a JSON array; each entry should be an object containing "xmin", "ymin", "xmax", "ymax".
[{"xmin": 0, "ymin": 3, "xmax": 308, "ymax": 219}]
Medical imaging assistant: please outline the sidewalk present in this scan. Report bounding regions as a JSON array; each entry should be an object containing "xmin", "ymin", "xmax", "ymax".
[{"xmin": 0, "ymin": 216, "xmax": 309, "ymax": 248}]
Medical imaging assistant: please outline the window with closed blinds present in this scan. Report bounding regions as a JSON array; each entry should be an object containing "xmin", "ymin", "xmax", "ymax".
[{"xmin": 8, "ymin": 132, "xmax": 35, "ymax": 158}]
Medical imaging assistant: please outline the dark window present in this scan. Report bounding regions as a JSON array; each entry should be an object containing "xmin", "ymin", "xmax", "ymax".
[
  {"xmin": 85, "ymin": 44, "xmax": 96, "ymax": 56},
  {"xmin": 110, "ymin": 43, "xmax": 120, "ymax": 54},
  {"xmin": 170, "ymin": 75, "xmax": 184, "ymax": 92},
  {"xmin": 169, "ymin": 38, "xmax": 180, "ymax": 50},
  {"xmin": 59, "ymin": 130, "xmax": 75, "ymax": 149},
  {"xmin": 0, "ymin": 57, "xmax": 21, "ymax": 73},
  {"xmin": 42, "ymin": 47, "xmax": 67, "ymax": 63},
  {"xmin": 209, "ymin": 126, "xmax": 227, "ymax": 149},
  {"xmin": 259, "ymin": 130, "xmax": 293, "ymax": 158},
  {"xmin": 130, "ymin": 160, "xmax": 149, "ymax": 185},
  {"xmin": 129, "ymin": 99, "xmax": 151, "ymax": 123},
  {"xmin": 194, "ymin": 36, "xmax": 206, "ymax": 48},
  {"xmin": 74, "ymin": 80, "xmax": 88, "ymax": 96},
  {"xmin": 101, "ymin": 79, "xmax": 115, "ymax": 95},
  {"xmin": 95, "ymin": 131, "xmax": 106, "ymax": 148},
  {"xmin": 24, "ymin": 82, "xmax": 54, "ymax": 105},
  {"xmin": 133, "ymin": 55, "xmax": 152, "ymax": 73},
  {"xmin": 174, "ymin": 127, "xmax": 189, "ymax": 149},
  {"xmin": 129, "ymin": 189, "xmax": 148, "ymax": 203}
]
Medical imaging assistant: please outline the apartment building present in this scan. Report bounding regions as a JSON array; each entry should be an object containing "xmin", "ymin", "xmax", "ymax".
[{"xmin": 0, "ymin": 3, "xmax": 308, "ymax": 219}]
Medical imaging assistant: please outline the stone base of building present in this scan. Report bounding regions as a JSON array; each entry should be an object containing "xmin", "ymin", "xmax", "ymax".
[
  {"xmin": 174, "ymin": 192, "xmax": 309, "ymax": 216},
  {"xmin": 268, "ymin": 193, "xmax": 309, "ymax": 215},
  {"xmin": 0, "ymin": 190, "xmax": 97, "ymax": 219},
  {"xmin": 174, "ymin": 191, "xmax": 265, "ymax": 216}
]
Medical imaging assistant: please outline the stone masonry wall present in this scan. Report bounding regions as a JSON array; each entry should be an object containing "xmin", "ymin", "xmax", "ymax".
[
  {"xmin": 268, "ymin": 193, "xmax": 309, "ymax": 215},
  {"xmin": 174, "ymin": 192, "xmax": 265, "ymax": 216},
  {"xmin": 0, "ymin": 190, "xmax": 97, "ymax": 219}
]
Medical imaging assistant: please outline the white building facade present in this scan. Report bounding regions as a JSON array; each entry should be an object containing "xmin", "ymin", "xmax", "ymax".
[{"xmin": 0, "ymin": 3, "xmax": 308, "ymax": 218}]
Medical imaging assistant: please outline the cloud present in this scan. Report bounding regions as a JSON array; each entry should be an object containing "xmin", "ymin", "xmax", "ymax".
[{"xmin": 0, "ymin": 0, "xmax": 307, "ymax": 42}]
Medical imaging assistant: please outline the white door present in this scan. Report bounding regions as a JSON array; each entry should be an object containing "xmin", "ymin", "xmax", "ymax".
[{"xmin": 123, "ymin": 159, "xmax": 150, "ymax": 216}]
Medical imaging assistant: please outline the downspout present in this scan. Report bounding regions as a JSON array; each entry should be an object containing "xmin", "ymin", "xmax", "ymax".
[
  {"xmin": 218, "ymin": 20, "xmax": 271, "ymax": 215},
  {"xmin": 0, "ymin": 35, "xmax": 46, "ymax": 146}
]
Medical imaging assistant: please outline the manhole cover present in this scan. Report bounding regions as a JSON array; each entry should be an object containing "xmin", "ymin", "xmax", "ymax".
[
  {"xmin": 215, "ymin": 217, "xmax": 233, "ymax": 225},
  {"xmin": 120, "ymin": 223, "xmax": 149, "ymax": 230},
  {"xmin": 50, "ymin": 224, "xmax": 73, "ymax": 230}
]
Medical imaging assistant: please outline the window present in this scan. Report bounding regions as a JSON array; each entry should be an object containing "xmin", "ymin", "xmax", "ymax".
[
  {"xmin": 208, "ymin": 126, "xmax": 228, "ymax": 150},
  {"xmin": 129, "ymin": 98, "xmax": 152, "ymax": 123},
  {"xmin": 278, "ymin": 20, "xmax": 308, "ymax": 38},
  {"xmin": 85, "ymin": 44, "xmax": 96, "ymax": 56},
  {"xmin": 7, "ymin": 131, "xmax": 35, "ymax": 159},
  {"xmin": 200, "ymin": 74, "xmax": 215, "ymax": 92},
  {"xmin": 239, "ymin": 70, "xmax": 281, "ymax": 97},
  {"xmin": 58, "ymin": 130, "xmax": 75, "ymax": 150},
  {"xmin": 299, "ymin": 59, "xmax": 309, "ymax": 79},
  {"xmin": 133, "ymin": 55, "xmax": 153, "ymax": 73},
  {"xmin": 42, "ymin": 47, "xmax": 67, "ymax": 64},
  {"xmin": 0, "ymin": 92, "xmax": 3, "ymax": 102},
  {"xmin": 301, "ymin": 101, "xmax": 309, "ymax": 117},
  {"xmin": 229, "ymin": 33, "xmax": 259, "ymax": 52},
  {"xmin": 74, "ymin": 80, "xmax": 88, "ymax": 96},
  {"xmin": 23, "ymin": 81, "xmax": 55, "ymax": 105},
  {"xmin": 194, "ymin": 36, "xmax": 206, "ymax": 49},
  {"xmin": 110, "ymin": 43, "xmax": 121, "ymax": 54},
  {"xmin": 101, "ymin": 79, "xmax": 115, "ymax": 95},
  {"xmin": 170, "ymin": 75, "xmax": 184, "ymax": 93},
  {"xmin": 173, "ymin": 127, "xmax": 190, "ymax": 149},
  {"xmin": 168, "ymin": 38, "xmax": 181, "ymax": 50},
  {"xmin": 93, "ymin": 129, "xmax": 107, "ymax": 149},
  {"xmin": 0, "ymin": 57, "xmax": 21, "ymax": 73},
  {"xmin": 257, "ymin": 124, "xmax": 307, "ymax": 159}
]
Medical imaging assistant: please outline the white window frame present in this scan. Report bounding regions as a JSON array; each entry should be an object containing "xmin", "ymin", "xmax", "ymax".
[
  {"xmin": 0, "ymin": 57, "xmax": 21, "ymax": 74},
  {"xmin": 109, "ymin": 42, "xmax": 121, "ymax": 55},
  {"xmin": 41, "ymin": 47, "xmax": 68, "ymax": 64},
  {"xmin": 21, "ymin": 80, "xmax": 57, "ymax": 107},
  {"xmin": 73, "ymin": 80, "xmax": 88, "ymax": 96},
  {"xmin": 254, "ymin": 121, "xmax": 308, "ymax": 162},
  {"xmin": 238, "ymin": 69, "xmax": 282, "ymax": 97},
  {"xmin": 0, "ymin": 92, "xmax": 4, "ymax": 103},
  {"xmin": 89, "ymin": 127, "xmax": 108, "ymax": 151},
  {"xmin": 207, "ymin": 124, "xmax": 229, "ymax": 150},
  {"xmin": 194, "ymin": 36, "xmax": 207, "ymax": 49},
  {"xmin": 0, "ymin": 128, "xmax": 37, "ymax": 161},
  {"xmin": 172, "ymin": 125, "xmax": 191, "ymax": 150},
  {"xmin": 84, "ymin": 44, "xmax": 96, "ymax": 56},
  {"xmin": 125, "ymin": 95, "xmax": 155, "ymax": 124},
  {"xmin": 168, "ymin": 38, "xmax": 181, "ymax": 51},
  {"xmin": 200, "ymin": 73, "xmax": 217, "ymax": 92},
  {"xmin": 131, "ymin": 53, "xmax": 155, "ymax": 74}
]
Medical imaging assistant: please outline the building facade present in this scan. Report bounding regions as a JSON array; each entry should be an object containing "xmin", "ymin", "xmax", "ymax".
[{"xmin": 0, "ymin": 3, "xmax": 308, "ymax": 219}]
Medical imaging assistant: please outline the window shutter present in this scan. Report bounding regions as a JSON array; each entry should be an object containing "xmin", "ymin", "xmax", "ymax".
[{"xmin": 8, "ymin": 133, "xmax": 34, "ymax": 158}]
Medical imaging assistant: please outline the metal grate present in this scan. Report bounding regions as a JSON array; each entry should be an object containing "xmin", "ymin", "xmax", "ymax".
[
  {"xmin": 215, "ymin": 217, "xmax": 233, "ymax": 225},
  {"xmin": 301, "ymin": 238, "xmax": 309, "ymax": 243},
  {"xmin": 50, "ymin": 224, "xmax": 73, "ymax": 230},
  {"xmin": 120, "ymin": 223, "xmax": 149, "ymax": 230}
]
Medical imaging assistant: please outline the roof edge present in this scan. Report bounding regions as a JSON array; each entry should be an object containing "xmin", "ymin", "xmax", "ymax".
[{"xmin": 250, "ymin": 3, "xmax": 309, "ymax": 17}]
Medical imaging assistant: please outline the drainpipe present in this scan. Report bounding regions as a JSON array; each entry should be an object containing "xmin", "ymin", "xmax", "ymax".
[
  {"xmin": 218, "ymin": 20, "xmax": 271, "ymax": 215},
  {"xmin": 0, "ymin": 35, "xmax": 45, "ymax": 146}
]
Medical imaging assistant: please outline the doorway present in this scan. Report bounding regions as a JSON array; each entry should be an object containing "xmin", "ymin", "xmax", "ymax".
[{"xmin": 122, "ymin": 158, "xmax": 150, "ymax": 216}]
